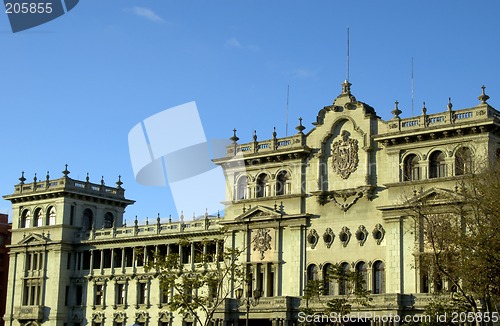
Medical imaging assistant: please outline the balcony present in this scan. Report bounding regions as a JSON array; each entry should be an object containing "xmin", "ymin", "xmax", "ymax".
[{"xmin": 14, "ymin": 305, "xmax": 44, "ymax": 320}]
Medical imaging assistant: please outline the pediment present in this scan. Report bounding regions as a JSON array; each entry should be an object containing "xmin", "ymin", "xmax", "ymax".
[
  {"xmin": 406, "ymin": 187, "xmax": 462, "ymax": 205},
  {"xmin": 17, "ymin": 232, "xmax": 50, "ymax": 245},
  {"xmin": 235, "ymin": 205, "xmax": 284, "ymax": 221}
]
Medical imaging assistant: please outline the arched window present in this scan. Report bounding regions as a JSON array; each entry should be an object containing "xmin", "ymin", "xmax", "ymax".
[
  {"xmin": 429, "ymin": 151, "xmax": 446, "ymax": 178},
  {"xmin": 455, "ymin": 147, "xmax": 472, "ymax": 175},
  {"xmin": 373, "ymin": 261, "xmax": 385, "ymax": 294},
  {"xmin": 46, "ymin": 206, "xmax": 56, "ymax": 226},
  {"xmin": 323, "ymin": 263, "xmax": 335, "ymax": 295},
  {"xmin": 276, "ymin": 171, "xmax": 291, "ymax": 196},
  {"xmin": 338, "ymin": 262, "xmax": 350, "ymax": 295},
  {"xmin": 21, "ymin": 209, "xmax": 31, "ymax": 228},
  {"xmin": 307, "ymin": 264, "xmax": 319, "ymax": 281},
  {"xmin": 34, "ymin": 208, "xmax": 42, "ymax": 227},
  {"xmin": 355, "ymin": 261, "xmax": 367, "ymax": 291},
  {"xmin": 235, "ymin": 176, "xmax": 248, "ymax": 200},
  {"xmin": 104, "ymin": 212, "xmax": 114, "ymax": 228},
  {"xmin": 403, "ymin": 154, "xmax": 420, "ymax": 181},
  {"xmin": 256, "ymin": 173, "xmax": 270, "ymax": 198},
  {"xmin": 82, "ymin": 209, "xmax": 93, "ymax": 230}
]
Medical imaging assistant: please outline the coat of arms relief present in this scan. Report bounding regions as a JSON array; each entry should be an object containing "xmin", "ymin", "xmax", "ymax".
[
  {"xmin": 331, "ymin": 130, "xmax": 359, "ymax": 179},
  {"xmin": 252, "ymin": 228, "xmax": 272, "ymax": 260}
]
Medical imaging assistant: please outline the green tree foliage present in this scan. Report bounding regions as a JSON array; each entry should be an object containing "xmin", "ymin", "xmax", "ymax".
[
  {"xmin": 143, "ymin": 238, "xmax": 246, "ymax": 326},
  {"xmin": 299, "ymin": 264, "xmax": 372, "ymax": 326},
  {"xmin": 408, "ymin": 159, "xmax": 500, "ymax": 320}
]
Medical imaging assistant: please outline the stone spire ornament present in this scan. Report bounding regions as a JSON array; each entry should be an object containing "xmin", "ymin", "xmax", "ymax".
[
  {"xmin": 230, "ymin": 128, "xmax": 239, "ymax": 143},
  {"xmin": 478, "ymin": 85, "xmax": 490, "ymax": 104},
  {"xmin": 391, "ymin": 101, "xmax": 402, "ymax": 119},
  {"xmin": 296, "ymin": 117, "xmax": 305, "ymax": 134}
]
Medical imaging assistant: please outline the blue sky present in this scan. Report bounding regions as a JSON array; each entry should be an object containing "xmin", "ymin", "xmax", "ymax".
[{"xmin": 1, "ymin": 1, "xmax": 499, "ymax": 222}]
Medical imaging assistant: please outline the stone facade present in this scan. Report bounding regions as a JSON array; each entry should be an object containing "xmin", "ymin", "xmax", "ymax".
[{"xmin": 3, "ymin": 82, "xmax": 500, "ymax": 326}]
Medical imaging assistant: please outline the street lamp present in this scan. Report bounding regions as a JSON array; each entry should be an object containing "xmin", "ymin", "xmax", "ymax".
[{"xmin": 235, "ymin": 287, "xmax": 261, "ymax": 326}]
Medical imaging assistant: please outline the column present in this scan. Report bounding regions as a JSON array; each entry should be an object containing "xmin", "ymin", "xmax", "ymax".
[
  {"xmin": 190, "ymin": 242, "xmax": 195, "ymax": 269},
  {"xmin": 100, "ymin": 249, "xmax": 104, "ymax": 275},
  {"xmin": 121, "ymin": 248, "xmax": 126, "ymax": 273},
  {"xmin": 110, "ymin": 248, "xmax": 115, "ymax": 273},
  {"xmin": 90, "ymin": 250, "xmax": 94, "ymax": 276}
]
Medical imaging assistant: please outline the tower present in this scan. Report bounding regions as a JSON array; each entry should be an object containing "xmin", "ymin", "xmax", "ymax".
[{"xmin": 3, "ymin": 166, "xmax": 134, "ymax": 326}]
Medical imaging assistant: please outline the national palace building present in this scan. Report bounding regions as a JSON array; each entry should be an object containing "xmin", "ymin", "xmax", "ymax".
[{"xmin": 3, "ymin": 81, "xmax": 500, "ymax": 326}]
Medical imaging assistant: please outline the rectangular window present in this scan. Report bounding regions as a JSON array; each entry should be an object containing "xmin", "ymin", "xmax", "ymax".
[
  {"xmin": 83, "ymin": 251, "xmax": 91, "ymax": 270},
  {"xmin": 160, "ymin": 286, "xmax": 169, "ymax": 304},
  {"xmin": 76, "ymin": 285, "xmax": 83, "ymax": 305},
  {"xmin": 138, "ymin": 282, "xmax": 147, "ymax": 305},
  {"xmin": 70, "ymin": 205, "xmax": 75, "ymax": 225},
  {"xmin": 65, "ymin": 286, "xmax": 69, "ymax": 306},
  {"xmin": 95, "ymin": 284, "xmax": 103, "ymax": 306},
  {"xmin": 116, "ymin": 283, "xmax": 125, "ymax": 305},
  {"xmin": 67, "ymin": 253, "xmax": 72, "ymax": 270}
]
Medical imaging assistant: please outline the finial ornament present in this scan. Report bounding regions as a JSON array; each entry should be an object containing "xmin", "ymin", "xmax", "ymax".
[
  {"xmin": 273, "ymin": 127, "xmax": 277, "ymax": 139},
  {"xmin": 62, "ymin": 164, "xmax": 70, "ymax": 177},
  {"xmin": 116, "ymin": 175, "xmax": 123, "ymax": 189},
  {"xmin": 46, "ymin": 171, "xmax": 50, "ymax": 181},
  {"xmin": 230, "ymin": 128, "xmax": 239, "ymax": 143},
  {"xmin": 33, "ymin": 173, "xmax": 37, "ymax": 183},
  {"xmin": 101, "ymin": 176, "xmax": 105, "ymax": 186},
  {"xmin": 447, "ymin": 97, "xmax": 453, "ymax": 111},
  {"xmin": 478, "ymin": 85, "xmax": 490, "ymax": 104},
  {"xmin": 86, "ymin": 173, "xmax": 90, "ymax": 183},
  {"xmin": 19, "ymin": 171, "xmax": 26, "ymax": 184},
  {"xmin": 253, "ymin": 130, "xmax": 258, "ymax": 141},
  {"xmin": 421, "ymin": 102, "xmax": 427, "ymax": 115},
  {"xmin": 296, "ymin": 117, "xmax": 306, "ymax": 133},
  {"xmin": 341, "ymin": 79, "xmax": 352, "ymax": 95},
  {"xmin": 391, "ymin": 101, "xmax": 402, "ymax": 118}
]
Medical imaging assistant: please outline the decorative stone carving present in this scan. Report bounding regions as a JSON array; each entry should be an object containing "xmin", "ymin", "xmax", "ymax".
[
  {"xmin": 252, "ymin": 228, "xmax": 272, "ymax": 260},
  {"xmin": 136, "ymin": 311, "xmax": 149, "ymax": 323},
  {"xmin": 355, "ymin": 225, "xmax": 368, "ymax": 246},
  {"xmin": 159, "ymin": 311, "xmax": 173, "ymax": 322},
  {"xmin": 307, "ymin": 229, "xmax": 319, "ymax": 249},
  {"xmin": 331, "ymin": 130, "xmax": 359, "ymax": 179},
  {"xmin": 92, "ymin": 312, "xmax": 105, "ymax": 323},
  {"xmin": 339, "ymin": 227, "xmax": 351, "ymax": 247},
  {"xmin": 316, "ymin": 186, "xmax": 375, "ymax": 211},
  {"xmin": 372, "ymin": 224, "xmax": 385, "ymax": 245},
  {"xmin": 113, "ymin": 311, "xmax": 127, "ymax": 323},
  {"xmin": 323, "ymin": 228, "xmax": 335, "ymax": 248}
]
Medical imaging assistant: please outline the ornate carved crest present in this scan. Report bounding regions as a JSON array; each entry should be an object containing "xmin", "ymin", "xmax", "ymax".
[
  {"xmin": 159, "ymin": 311, "xmax": 173, "ymax": 322},
  {"xmin": 92, "ymin": 312, "xmax": 105, "ymax": 323},
  {"xmin": 372, "ymin": 224, "xmax": 385, "ymax": 245},
  {"xmin": 355, "ymin": 225, "xmax": 368, "ymax": 246},
  {"xmin": 339, "ymin": 226, "xmax": 351, "ymax": 247},
  {"xmin": 113, "ymin": 312, "xmax": 127, "ymax": 323},
  {"xmin": 307, "ymin": 229, "xmax": 319, "ymax": 249},
  {"xmin": 135, "ymin": 311, "xmax": 149, "ymax": 323},
  {"xmin": 323, "ymin": 228, "xmax": 335, "ymax": 248},
  {"xmin": 331, "ymin": 130, "xmax": 359, "ymax": 179},
  {"xmin": 252, "ymin": 228, "xmax": 272, "ymax": 260}
]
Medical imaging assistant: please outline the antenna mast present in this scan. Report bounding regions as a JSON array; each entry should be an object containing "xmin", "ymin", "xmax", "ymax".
[
  {"xmin": 411, "ymin": 57, "xmax": 414, "ymax": 116},
  {"xmin": 285, "ymin": 85, "xmax": 290, "ymax": 137},
  {"xmin": 346, "ymin": 27, "xmax": 350, "ymax": 82}
]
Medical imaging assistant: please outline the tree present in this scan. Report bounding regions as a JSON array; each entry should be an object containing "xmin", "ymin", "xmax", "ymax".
[
  {"xmin": 406, "ymin": 159, "xmax": 500, "ymax": 322},
  {"xmin": 299, "ymin": 264, "xmax": 372, "ymax": 326},
  {"xmin": 324, "ymin": 263, "xmax": 372, "ymax": 325},
  {"xmin": 143, "ymin": 237, "xmax": 246, "ymax": 326}
]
